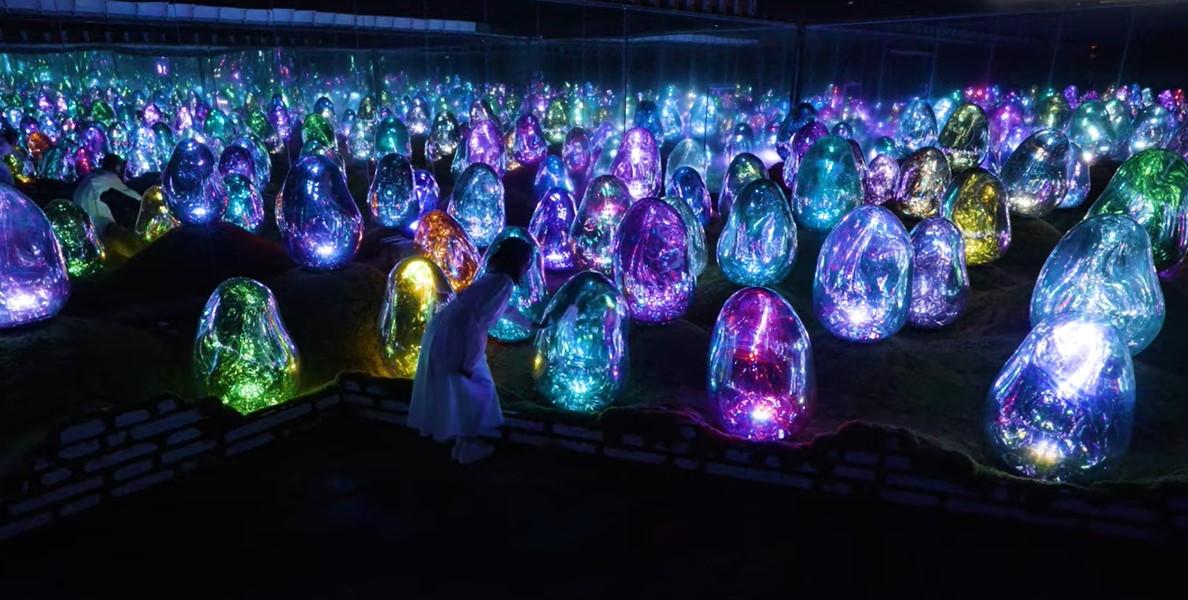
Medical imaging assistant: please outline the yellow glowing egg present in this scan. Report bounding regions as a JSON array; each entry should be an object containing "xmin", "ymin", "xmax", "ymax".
[
  {"xmin": 134, "ymin": 185, "xmax": 181, "ymax": 243},
  {"xmin": 378, "ymin": 256, "xmax": 454, "ymax": 378},
  {"xmin": 940, "ymin": 168, "xmax": 1011, "ymax": 266}
]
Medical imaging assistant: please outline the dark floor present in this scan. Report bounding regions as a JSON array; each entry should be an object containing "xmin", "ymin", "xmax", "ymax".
[{"xmin": 0, "ymin": 420, "xmax": 1179, "ymax": 598}]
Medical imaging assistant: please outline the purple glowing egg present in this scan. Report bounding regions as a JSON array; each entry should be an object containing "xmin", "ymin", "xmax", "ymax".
[
  {"xmin": 277, "ymin": 155, "xmax": 363, "ymax": 270},
  {"xmin": 792, "ymin": 121, "xmax": 829, "ymax": 163},
  {"xmin": 563, "ymin": 127, "xmax": 593, "ymax": 181},
  {"xmin": 611, "ymin": 127, "xmax": 661, "ymax": 201},
  {"xmin": 511, "ymin": 113, "xmax": 548, "ymax": 169},
  {"xmin": 0, "ymin": 183, "xmax": 70, "ymax": 328},
  {"xmin": 529, "ymin": 188, "xmax": 578, "ymax": 272},
  {"xmin": 465, "ymin": 119, "xmax": 506, "ymax": 176},
  {"xmin": 908, "ymin": 217, "xmax": 969, "ymax": 329},
  {"xmin": 864, "ymin": 153, "xmax": 899, "ymax": 205},
  {"xmin": 161, "ymin": 139, "xmax": 228, "ymax": 226},
  {"xmin": 612, "ymin": 198, "xmax": 694, "ymax": 324},
  {"xmin": 571, "ymin": 175, "xmax": 632, "ymax": 274}
]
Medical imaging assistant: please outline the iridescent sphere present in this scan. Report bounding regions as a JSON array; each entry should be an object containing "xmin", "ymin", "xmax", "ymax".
[
  {"xmin": 277, "ymin": 155, "xmax": 363, "ymax": 270},
  {"xmin": 908, "ymin": 217, "xmax": 969, "ymax": 329},
  {"xmin": 533, "ymin": 155, "xmax": 575, "ymax": 202},
  {"xmin": 162, "ymin": 139, "xmax": 227, "ymax": 226},
  {"xmin": 1057, "ymin": 142, "xmax": 1091, "ymax": 209},
  {"xmin": 374, "ymin": 115, "xmax": 411, "ymax": 158},
  {"xmin": 665, "ymin": 138, "xmax": 710, "ymax": 187},
  {"xmin": 864, "ymin": 153, "xmax": 899, "ymax": 205},
  {"xmin": 405, "ymin": 94, "xmax": 432, "ymax": 136},
  {"xmin": 571, "ymin": 175, "xmax": 632, "ymax": 274},
  {"xmin": 511, "ymin": 113, "xmax": 548, "ymax": 168},
  {"xmin": 426, "ymin": 111, "xmax": 461, "ymax": 163},
  {"xmin": 896, "ymin": 146, "xmax": 952, "ymax": 219},
  {"xmin": 666, "ymin": 165, "xmax": 712, "ymax": 227},
  {"xmin": 1087, "ymin": 149, "xmax": 1188, "ymax": 273},
  {"xmin": 718, "ymin": 179, "xmax": 797, "ymax": 287},
  {"xmin": 1130, "ymin": 105, "xmax": 1174, "ymax": 155},
  {"xmin": 43, "ymin": 199, "xmax": 104, "ymax": 279},
  {"xmin": 610, "ymin": 127, "xmax": 662, "ymax": 201},
  {"xmin": 529, "ymin": 188, "xmax": 578, "ymax": 272},
  {"xmin": 792, "ymin": 135, "xmax": 863, "ymax": 232},
  {"xmin": 1032, "ymin": 215, "xmax": 1164, "ymax": 355},
  {"xmin": 563, "ymin": 127, "xmax": 593, "ymax": 180},
  {"xmin": 708, "ymin": 287, "xmax": 815, "ymax": 441},
  {"xmin": 222, "ymin": 173, "xmax": 264, "ymax": 233},
  {"xmin": 481, "ymin": 227, "xmax": 548, "ymax": 343},
  {"xmin": 465, "ymin": 119, "xmax": 506, "ymax": 176},
  {"xmin": 533, "ymin": 271, "xmax": 630, "ymax": 413},
  {"xmin": 1035, "ymin": 94, "xmax": 1071, "ymax": 130},
  {"xmin": 194, "ymin": 278, "xmax": 300, "ymax": 415},
  {"xmin": 938, "ymin": 102, "xmax": 990, "ymax": 172},
  {"xmin": 718, "ymin": 152, "xmax": 766, "ymax": 218},
  {"xmin": 1066, "ymin": 100, "xmax": 1117, "ymax": 165},
  {"xmin": 612, "ymin": 198, "xmax": 694, "ymax": 324},
  {"xmin": 369, "ymin": 153, "xmax": 417, "ymax": 231},
  {"xmin": 985, "ymin": 313, "xmax": 1135, "ymax": 481},
  {"xmin": 1000, "ymin": 129, "xmax": 1072, "ymax": 218},
  {"xmin": 813, "ymin": 205, "xmax": 912, "ymax": 342},
  {"xmin": 134, "ymin": 186, "xmax": 179, "ymax": 243},
  {"xmin": 896, "ymin": 99, "xmax": 938, "ymax": 154},
  {"xmin": 415, "ymin": 210, "xmax": 481, "ymax": 291},
  {"xmin": 941, "ymin": 168, "xmax": 1011, "ymax": 266},
  {"xmin": 448, "ymin": 163, "xmax": 505, "ymax": 249},
  {"xmin": 378, "ymin": 257, "xmax": 455, "ymax": 378}
]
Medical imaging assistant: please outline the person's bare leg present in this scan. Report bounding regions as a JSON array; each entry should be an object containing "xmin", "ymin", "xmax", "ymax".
[{"xmin": 456, "ymin": 436, "xmax": 494, "ymax": 464}]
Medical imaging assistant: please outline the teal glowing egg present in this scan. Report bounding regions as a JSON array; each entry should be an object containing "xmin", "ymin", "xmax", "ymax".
[
  {"xmin": 448, "ymin": 162, "xmax": 505, "ymax": 248},
  {"xmin": 717, "ymin": 179, "xmax": 797, "ymax": 287},
  {"xmin": 718, "ymin": 152, "xmax": 766, "ymax": 218},
  {"xmin": 480, "ymin": 227, "xmax": 548, "ymax": 343},
  {"xmin": 665, "ymin": 138, "xmax": 710, "ymax": 187},
  {"xmin": 791, "ymin": 135, "xmax": 862, "ymax": 232},
  {"xmin": 221, "ymin": 173, "xmax": 264, "ymax": 233},
  {"xmin": 896, "ymin": 99, "xmax": 938, "ymax": 154},
  {"xmin": 374, "ymin": 115, "xmax": 411, "ymax": 158},
  {"xmin": 666, "ymin": 165, "xmax": 712, "ymax": 228},
  {"xmin": 659, "ymin": 193, "xmax": 707, "ymax": 276},
  {"xmin": 1000, "ymin": 129, "xmax": 1072, "ymax": 218},
  {"xmin": 1066, "ymin": 100, "xmax": 1117, "ymax": 165}
]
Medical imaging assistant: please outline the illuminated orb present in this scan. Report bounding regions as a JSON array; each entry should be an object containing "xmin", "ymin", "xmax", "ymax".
[
  {"xmin": 378, "ymin": 257, "xmax": 455, "ymax": 378},
  {"xmin": 563, "ymin": 127, "xmax": 593, "ymax": 180},
  {"xmin": 374, "ymin": 115, "xmax": 411, "ymax": 158},
  {"xmin": 194, "ymin": 277, "xmax": 300, "ymax": 415},
  {"xmin": 511, "ymin": 113, "xmax": 548, "ymax": 169},
  {"xmin": 659, "ymin": 194, "xmax": 707, "ymax": 276},
  {"xmin": 533, "ymin": 155, "xmax": 575, "ymax": 203},
  {"xmin": 481, "ymin": 227, "xmax": 548, "ymax": 343},
  {"xmin": 0, "ymin": 185, "xmax": 69, "ymax": 328},
  {"xmin": 1057, "ymin": 142, "xmax": 1091, "ymax": 209},
  {"xmin": 1031, "ymin": 215, "xmax": 1164, "ymax": 355},
  {"xmin": 791, "ymin": 121, "xmax": 828, "ymax": 163},
  {"xmin": 368, "ymin": 153, "xmax": 417, "ymax": 231},
  {"xmin": 277, "ymin": 155, "xmax": 363, "ymax": 270},
  {"xmin": 999, "ymin": 129, "xmax": 1071, "ymax": 218},
  {"xmin": 666, "ymin": 138, "xmax": 710, "ymax": 187},
  {"xmin": 571, "ymin": 174, "xmax": 632, "ymax": 274},
  {"xmin": 222, "ymin": 173, "xmax": 264, "ymax": 233},
  {"xmin": 708, "ymin": 287, "xmax": 815, "ymax": 441},
  {"xmin": 162, "ymin": 139, "xmax": 227, "ymax": 226},
  {"xmin": 448, "ymin": 162, "xmax": 505, "ymax": 248},
  {"xmin": 667, "ymin": 165, "xmax": 712, "ymax": 228},
  {"xmin": 632, "ymin": 99, "xmax": 663, "ymax": 142},
  {"xmin": 937, "ymin": 102, "xmax": 990, "ymax": 172},
  {"xmin": 864, "ymin": 153, "xmax": 899, "ymax": 205},
  {"xmin": 464, "ymin": 119, "xmax": 506, "ymax": 176},
  {"xmin": 813, "ymin": 205, "xmax": 911, "ymax": 342},
  {"xmin": 43, "ymin": 200, "xmax": 104, "ymax": 279},
  {"xmin": 1087, "ymin": 148, "xmax": 1188, "ymax": 273},
  {"xmin": 426, "ymin": 111, "xmax": 461, "ymax": 163},
  {"xmin": 1065, "ymin": 100, "xmax": 1117, "ymax": 165},
  {"xmin": 611, "ymin": 127, "xmax": 662, "ymax": 201},
  {"xmin": 415, "ymin": 209, "xmax": 481, "ymax": 291},
  {"xmin": 135, "ymin": 185, "xmax": 180, "ymax": 244},
  {"xmin": 405, "ymin": 94, "xmax": 432, "ymax": 136},
  {"xmin": 1129, "ymin": 105, "xmax": 1174, "ymax": 155},
  {"xmin": 907, "ymin": 217, "xmax": 969, "ymax": 329},
  {"xmin": 717, "ymin": 179, "xmax": 797, "ymax": 287},
  {"xmin": 533, "ymin": 271, "xmax": 630, "ymax": 413},
  {"xmin": 940, "ymin": 168, "xmax": 1011, "ymax": 266},
  {"xmin": 301, "ymin": 113, "xmax": 336, "ymax": 149},
  {"xmin": 613, "ymin": 198, "xmax": 694, "ymax": 324},
  {"xmin": 895, "ymin": 98, "xmax": 938, "ymax": 154},
  {"xmin": 1035, "ymin": 94, "xmax": 1071, "ymax": 130},
  {"xmin": 792, "ymin": 135, "xmax": 863, "ymax": 232},
  {"xmin": 718, "ymin": 152, "xmax": 766, "ymax": 218},
  {"xmin": 529, "ymin": 188, "xmax": 577, "ymax": 272},
  {"xmin": 895, "ymin": 146, "xmax": 951, "ymax": 219},
  {"xmin": 229, "ymin": 134, "xmax": 272, "ymax": 188},
  {"xmin": 985, "ymin": 313, "xmax": 1134, "ymax": 481}
]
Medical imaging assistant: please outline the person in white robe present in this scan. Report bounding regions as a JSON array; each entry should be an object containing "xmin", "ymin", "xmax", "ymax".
[
  {"xmin": 72, "ymin": 154, "xmax": 140, "ymax": 234},
  {"xmin": 408, "ymin": 237, "xmax": 540, "ymax": 464}
]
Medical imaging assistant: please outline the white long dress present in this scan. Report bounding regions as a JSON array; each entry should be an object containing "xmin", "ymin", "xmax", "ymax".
[
  {"xmin": 71, "ymin": 169, "xmax": 141, "ymax": 231},
  {"xmin": 408, "ymin": 273, "xmax": 515, "ymax": 442}
]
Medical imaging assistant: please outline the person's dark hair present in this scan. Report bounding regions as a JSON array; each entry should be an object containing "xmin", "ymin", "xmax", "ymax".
[
  {"xmin": 487, "ymin": 238, "xmax": 533, "ymax": 285},
  {"xmin": 101, "ymin": 153, "xmax": 124, "ymax": 173},
  {"xmin": 1, "ymin": 128, "xmax": 16, "ymax": 146}
]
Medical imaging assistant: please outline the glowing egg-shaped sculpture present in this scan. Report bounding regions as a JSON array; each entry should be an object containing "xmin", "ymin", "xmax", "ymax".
[
  {"xmin": 791, "ymin": 121, "xmax": 828, "ymax": 163},
  {"xmin": 718, "ymin": 179, "xmax": 797, "ymax": 287},
  {"xmin": 425, "ymin": 111, "xmax": 460, "ymax": 163},
  {"xmin": 378, "ymin": 256, "xmax": 455, "ymax": 378},
  {"xmin": 374, "ymin": 115, "xmax": 412, "ymax": 158},
  {"xmin": 415, "ymin": 210, "xmax": 481, "ymax": 291},
  {"xmin": 792, "ymin": 135, "xmax": 863, "ymax": 232},
  {"xmin": 589, "ymin": 133, "xmax": 620, "ymax": 180},
  {"xmin": 405, "ymin": 94, "xmax": 432, "ymax": 136},
  {"xmin": 543, "ymin": 98, "xmax": 570, "ymax": 145},
  {"xmin": 985, "ymin": 313, "xmax": 1134, "ymax": 481},
  {"xmin": 221, "ymin": 173, "xmax": 264, "ymax": 233},
  {"xmin": 268, "ymin": 95, "xmax": 291, "ymax": 142},
  {"xmin": 632, "ymin": 99, "xmax": 663, "ymax": 143},
  {"xmin": 218, "ymin": 144, "xmax": 255, "ymax": 184},
  {"xmin": 938, "ymin": 102, "xmax": 990, "ymax": 172},
  {"xmin": 448, "ymin": 163, "xmax": 505, "ymax": 248},
  {"xmin": 194, "ymin": 278, "xmax": 300, "ymax": 414},
  {"xmin": 571, "ymin": 175, "xmax": 632, "ymax": 274},
  {"xmin": 665, "ymin": 138, "xmax": 709, "ymax": 187},
  {"xmin": 529, "ymin": 188, "xmax": 577, "ymax": 272},
  {"xmin": 511, "ymin": 113, "xmax": 548, "ymax": 168},
  {"xmin": 1000, "ymin": 129, "xmax": 1072, "ymax": 218},
  {"xmin": 229, "ymin": 134, "xmax": 271, "ymax": 189},
  {"xmin": 465, "ymin": 119, "xmax": 506, "ymax": 176},
  {"xmin": 895, "ymin": 146, "xmax": 952, "ymax": 219},
  {"xmin": 134, "ymin": 185, "xmax": 180, "ymax": 243},
  {"xmin": 708, "ymin": 287, "xmax": 815, "ymax": 440},
  {"xmin": 940, "ymin": 168, "xmax": 1011, "ymax": 266},
  {"xmin": 1058, "ymin": 142, "xmax": 1091, "ymax": 209},
  {"xmin": 659, "ymin": 194, "xmax": 707, "ymax": 277},
  {"xmin": 533, "ymin": 155, "xmax": 575, "ymax": 202},
  {"xmin": 1035, "ymin": 94, "xmax": 1071, "ymax": 130},
  {"xmin": 348, "ymin": 112, "xmax": 376, "ymax": 161},
  {"xmin": 813, "ymin": 205, "xmax": 912, "ymax": 342},
  {"xmin": 612, "ymin": 198, "xmax": 694, "ymax": 323},
  {"xmin": 1130, "ymin": 105, "xmax": 1174, "ymax": 155},
  {"xmin": 533, "ymin": 271, "xmax": 630, "ymax": 413},
  {"xmin": 481, "ymin": 227, "xmax": 548, "ymax": 342},
  {"xmin": 413, "ymin": 169, "xmax": 440, "ymax": 226},
  {"xmin": 563, "ymin": 127, "xmax": 592, "ymax": 180},
  {"xmin": 896, "ymin": 99, "xmax": 938, "ymax": 154},
  {"xmin": 718, "ymin": 152, "xmax": 766, "ymax": 218},
  {"xmin": 667, "ymin": 165, "xmax": 712, "ymax": 227},
  {"xmin": 277, "ymin": 155, "xmax": 363, "ymax": 270},
  {"xmin": 1032, "ymin": 215, "xmax": 1164, "ymax": 355},
  {"xmin": 1104, "ymin": 99, "xmax": 1134, "ymax": 159},
  {"xmin": 161, "ymin": 139, "xmax": 227, "ymax": 226},
  {"xmin": 1087, "ymin": 149, "xmax": 1188, "ymax": 273},
  {"xmin": 301, "ymin": 113, "xmax": 335, "ymax": 149},
  {"xmin": 43, "ymin": 199, "xmax": 104, "ymax": 279},
  {"xmin": 368, "ymin": 153, "xmax": 417, "ymax": 231},
  {"xmin": 908, "ymin": 217, "xmax": 969, "ymax": 329},
  {"xmin": 610, "ymin": 127, "xmax": 661, "ymax": 201},
  {"xmin": 864, "ymin": 153, "xmax": 899, "ymax": 205},
  {"xmin": 1066, "ymin": 100, "xmax": 1117, "ymax": 165}
]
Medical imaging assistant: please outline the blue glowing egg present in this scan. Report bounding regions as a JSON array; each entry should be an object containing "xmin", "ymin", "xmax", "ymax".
[
  {"xmin": 632, "ymin": 99, "xmax": 663, "ymax": 142},
  {"xmin": 709, "ymin": 287, "xmax": 814, "ymax": 440},
  {"xmin": 666, "ymin": 138, "xmax": 709, "ymax": 187},
  {"xmin": 1058, "ymin": 142, "xmax": 1091, "ymax": 209},
  {"xmin": 413, "ymin": 169, "xmax": 440, "ymax": 228},
  {"xmin": 666, "ymin": 165, "xmax": 712, "ymax": 228},
  {"xmin": 718, "ymin": 152, "xmax": 766, "ymax": 218},
  {"xmin": 717, "ymin": 179, "xmax": 797, "ymax": 287},
  {"xmin": 1000, "ymin": 129, "xmax": 1071, "ymax": 218},
  {"xmin": 908, "ymin": 217, "xmax": 969, "ymax": 329},
  {"xmin": 529, "ymin": 188, "xmax": 578, "ymax": 272},
  {"xmin": 368, "ymin": 153, "xmax": 417, "ymax": 232},
  {"xmin": 985, "ymin": 313, "xmax": 1135, "ymax": 481},
  {"xmin": 277, "ymin": 155, "xmax": 363, "ymax": 270},
  {"xmin": 161, "ymin": 139, "xmax": 227, "ymax": 226},
  {"xmin": 218, "ymin": 143, "xmax": 257, "ymax": 184},
  {"xmin": 533, "ymin": 155, "xmax": 575, "ymax": 203},
  {"xmin": 792, "ymin": 135, "xmax": 863, "ymax": 232},
  {"xmin": 1065, "ymin": 100, "xmax": 1117, "ymax": 165},
  {"xmin": 222, "ymin": 173, "xmax": 264, "ymax": 233},
  {"xmin": 448, "ymin": 163, "xmax": 505, "ymax": 248},
  {"xmin": 0, "ymin": 183, "xmax": 70, "ymax": 328},
  {"xmin": 813, "ymin": 205, "xmax": 912, "ymax": 342},
  {"xmin": 896, "ymin": 98, "xmax": 938, "ymax": 154},
  {"xmin": 533, "ymin": 271, "xmax": 630, "ymax": 413},
  {"xmin": 613, "ymin": 198, "xmax": 694, "ymax": 324},
  {"xmin": 563, "ymin": 127, "xmax": 593, "ymax": 180},
  {"xmin": 659, "ymin": 193, "xmax": 707, "ymax": 277},
  {"xmin": 481, "ymin": 227, "xmax": 548, "ymax": 343}
]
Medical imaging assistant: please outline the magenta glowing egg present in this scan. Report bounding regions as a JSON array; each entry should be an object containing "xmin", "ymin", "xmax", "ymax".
[
  {"xmin": 528, "ymin": 188, "xmax": 578, "ymax": 272},
  {"xmin": 511, "ymin": 113, "xmax": 548, "ymax": 168},
  {"xmin": 466, "ymin": 119, "xmax": 506, "ymax": 176},
  {"xmin": 610, "ymin": 127, "xmax": 661, "ymax": 201},
  {"xmin": 612, "ymin": 198, "xmax": 694, "ymax": 324},
  {"xmin": 708, "ymin": 287, "xmax": 815, "ymax": 441},
  {"xmin": 0, "ymin": 183, "xmax": 70, "ymax": 329}
]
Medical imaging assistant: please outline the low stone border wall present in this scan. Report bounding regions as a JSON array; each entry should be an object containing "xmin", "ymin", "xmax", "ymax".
[{"xmin": 2, "ymin": 373, "xmax": 1185, "ymax": 543}]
